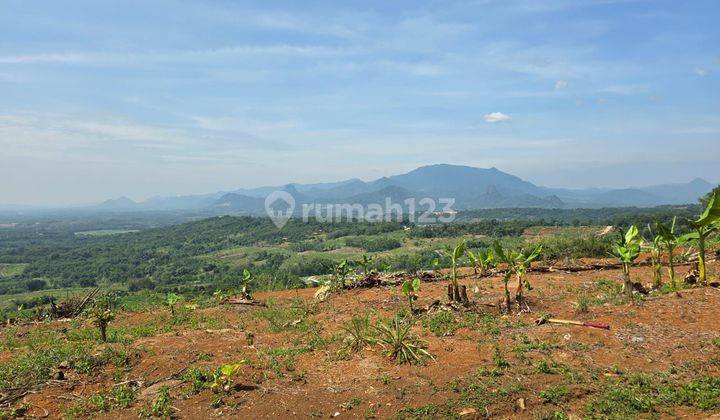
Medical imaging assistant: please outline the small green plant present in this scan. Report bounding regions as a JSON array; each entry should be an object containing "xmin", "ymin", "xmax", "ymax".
[
  {"xmin": 210, "ymin": 362, "xmax": 245, "ymax": 394},
  {"xmin": 90, "ymin": 293, "xmax": 118, "ymax": 342},
  {"xmin": 643, "ymin": 226, "xmax": 664, "ymax": 289},
  {"xmin": 539, "ymin": 385, "xmax": 569, "ymax": 404},
  {"xmin": 657, "ymin": 217, "xmax": 687, "ymax": 289},
  {"xmin": 330, "ymin": 259, "xmax": 351, "ymax": 290},
  {"xmin": 684, "ymin": 192, "xmax": 720, "ymax": 284},
  {"xmin": 448, "ymin": 241, "xmax": 466, "ymax": 303},
  {"xmin": 374, "ymin": 315, "xmax": 432, "ymax": 364},
  {"xmin": 148, "ymin": 386, "xmax": 172, "ymax": 418},
  {"xmin": 612, "ymin": 225, "xmax": 641, "ymax": 300},
  {"xmin": 467, "ymin": 248, "xmax": 495, "ymax": 276},
  {"xmin": 492, "ymin": 344, "xmax": 509, "ymax": 368},
  {"xmin": 492, "ymin": 241, "xmax": 542, "ymax": 311},
  {"xmin": 241, "ymin": 268, "xmax": 253, "ymax": 299},
  {"xmin": 401, "ymin": 277, "xmax": 421, "ymax": 312},
  {"xmin": 165, "ymin": 293, "xmax": 179, "ymax": 317},
  {"xmin": 340, "ymin": 314, "xmax": 376, "ymax": 352},
  {"xmin": 354, "ymin": 254, "xmax": 375, "ymax": 276},
  {"xmin": 574, "ymin": 293, "xmax": 591, "ymax": 313}
]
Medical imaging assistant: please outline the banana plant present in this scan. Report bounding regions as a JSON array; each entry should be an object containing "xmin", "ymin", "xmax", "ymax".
[
  {"xmin": 643, "ymin": 226, "xmax": 663, "ymax": 289},
  {"xmin": 613, "ymin": 225, "xmax": 641, "ymax": 300},
  {"xmin": 683, "ymin": 192, "xmax": 720, "ymax": 284},
  {"xmin": 492, "ymin": 241, "xmax": 542, "ymax": 311},
  {"xmin": 657, "ymin": 217, "xmax": 687, "ymax": 290},
  {"xmin": 401, "ymin": 277, "xmax": 421, "ymax": 313},
  {"xmin": 448, "ymin": 242, "xmax": 465, "ymax": 303},
  {"xmin": 241, "ymin": 268, "xmax": 253, "ymax": 299},
  {"xmin": 355, "ymin": 254, "xmax": 375, "ymax": 276},
  {"xmin": 331, "ymin": 259, "xmax": 351, "ymax": 290},
  {"xmin": 166, "ymin": 292, "xmax": 179, "ymax": 316},
  {"xmin": 467, "ymin": 249, "xmax": 495, "ymax": 276}
]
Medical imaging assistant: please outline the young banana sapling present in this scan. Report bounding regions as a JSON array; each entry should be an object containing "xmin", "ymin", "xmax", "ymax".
[
  {"xmin": 448, "ymin": 242, "xmax": 467, "ymax": 303},
  {"xmin": 402, "ymin": 277, "xmax": 421, "ymax": 313},
  {"xmin": 613, "ymin": 225, "xmax": 641, "ymax": 300},
  {"xmin": 492, "ymin": 241, "xmax": 542, "ymax": 312},
  {"xmin": 683, "ymin": 193, "xmax": 720, "ymax": 284}
]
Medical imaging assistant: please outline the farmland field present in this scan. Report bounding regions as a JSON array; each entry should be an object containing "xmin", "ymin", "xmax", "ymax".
[{"xmin": 0, "ymin": 200, "xmax": 718, "ymax": 418}]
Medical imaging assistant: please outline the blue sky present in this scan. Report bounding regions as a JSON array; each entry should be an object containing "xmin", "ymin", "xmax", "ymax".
[{"xmin": 1, "ymin": 0, "xmax": 718, "ymax": 205}]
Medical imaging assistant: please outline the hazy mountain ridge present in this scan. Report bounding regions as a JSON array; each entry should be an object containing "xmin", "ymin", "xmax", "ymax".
[{"xmin": 91, "ymin": 164, "xmax": 715, "ymax": 213}]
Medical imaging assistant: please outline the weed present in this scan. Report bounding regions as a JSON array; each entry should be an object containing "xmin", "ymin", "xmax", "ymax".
[
  {"xmin": 492, "ymin": 345, "xmax": 509, "ymax": 368},
  {"xmin": 539, "ymin": 385, "xmax": 569, "ymax": 404}
]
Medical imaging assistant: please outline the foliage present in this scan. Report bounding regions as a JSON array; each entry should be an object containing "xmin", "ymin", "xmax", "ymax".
[
  {"xmin": 373, "ymin": 315, "xmax": 432, "ymax": 364},
  {"xmin": 90, "ymin": 292, "xmax": 118, "ymax": 342},
  {"xmin": 612, "ymin": 225, "xmax": 640, "ymax": 299},
  {"xmin": 447, "ymin": 241, "xmax": 466, "ymax": 302},
  {"xmin": 401, "ymin": 277, "xmax": 421, "ymax": 312},
  {"xmin": 684, "ymin": 192, "xmax": 720, "ymax": 284},
  {"xmin": 492, "ymin": 241, "xmax": 542, "ymax": 311},
  {"xmin": 467, "ymin": 248, "xmax": 495, "ymax": 276},
  {"xmin": 340, "ymin": 314, "xmax": 376, "ymax": 353},
  {"xmin": 165, "ymin": 293, "xmax": 179, "ymax": 316}
]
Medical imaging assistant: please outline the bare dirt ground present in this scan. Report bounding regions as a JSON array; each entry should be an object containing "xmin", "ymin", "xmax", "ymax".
[{"xmin": 4, "ymin": 261, "xmax": 720, "ymax": 419}]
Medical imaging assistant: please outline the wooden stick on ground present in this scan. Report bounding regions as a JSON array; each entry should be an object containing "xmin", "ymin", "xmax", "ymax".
[{"xmin": 535, "ymin": 317, "xmax": 610, "ymax": 330}]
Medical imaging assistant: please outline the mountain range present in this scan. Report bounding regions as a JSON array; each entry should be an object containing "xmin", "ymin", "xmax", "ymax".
[{"xmin": 96, "ymin": 164, "xmax": 715, "ymax": 214}]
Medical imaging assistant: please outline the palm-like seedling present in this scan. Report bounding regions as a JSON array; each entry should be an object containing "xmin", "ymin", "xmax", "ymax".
[
  {"xmin": 340, "ymin": 314, "xmax": 376, "ymax": 352},
  {"xmin": 683, "ymin": 192, "xmax": 720, "ymax": 284},
  {"xmin": 374, "ymin": 315, "xmax": 432, "ymax": 364},
  {"xmin": 492, "ymin": 241, "xmax": 542, "ymax": 311},
  {"xmin": 613, "ymin": 225, "xmax": 641, "ymax": 300}
]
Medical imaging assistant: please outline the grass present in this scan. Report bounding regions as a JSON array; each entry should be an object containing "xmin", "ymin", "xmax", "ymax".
[
  {"xmin": 255, "ymin": 298, "xmax": 317, "ymax": 332},
  {"xmin": 65, "ymin": 384, "xmax": 139, "ymax": 417},
  {"xmin": 422, "ymin": 311, "xmax": 477, "ymax": 337},
  {"xmin": 0, "ymin": 341, "xmax": 110, "ymax": 391},
  {"xmin": 539, "ymin": 385, "xmax": 569, "ymax": 404},
  {"xmin": 586, "ymin": 372, "xmax": 720, "ymax": 417}
]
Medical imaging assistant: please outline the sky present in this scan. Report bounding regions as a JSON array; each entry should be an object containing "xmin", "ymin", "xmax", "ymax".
[{"xmin": 1, "ymin": 0, "xmax": 719, "ymax": 206}]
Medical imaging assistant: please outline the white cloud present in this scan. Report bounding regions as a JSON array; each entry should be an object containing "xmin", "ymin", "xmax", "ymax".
[
  {"xmin": 483, "ymin": 112, "xmax": 512, "ymax": 123},
  {"xmin": 554, "ymin": 80, "xmax": 568, "ymax": 89},
  {"xmin": 695, "ymin": 68, "xmax": 709, "ymax": 76}
]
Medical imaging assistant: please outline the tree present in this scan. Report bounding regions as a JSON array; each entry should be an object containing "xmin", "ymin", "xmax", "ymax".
[
  {"xmin": 612, "ymin": 225, "xmax": 641, "ymax": 300},
  {"xmin": 684, "ymin": 192, "xmax": 720, "ymax": 284}
]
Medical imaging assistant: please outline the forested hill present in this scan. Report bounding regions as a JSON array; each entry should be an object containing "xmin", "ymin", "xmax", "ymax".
[{"xmin": 0, "ymin": 205, "xmax": 700, "ymax": 298}]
